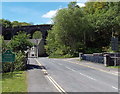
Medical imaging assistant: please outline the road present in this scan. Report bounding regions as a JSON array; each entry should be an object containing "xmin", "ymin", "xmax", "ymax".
[{"xmin": 28, "ymin": 57, "xmax": 119, "ymax": 93}]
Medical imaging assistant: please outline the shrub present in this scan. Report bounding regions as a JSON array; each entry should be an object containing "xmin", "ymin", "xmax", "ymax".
[
  {"xmin": 2, "ymin": 51, "xmax": 27, "ymax": 73},
  {"xmin": 14, "ymin": 51, "xmax": 27, "ymax": 71}
]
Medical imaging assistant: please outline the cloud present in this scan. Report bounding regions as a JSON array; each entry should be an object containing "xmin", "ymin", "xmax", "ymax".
[
  {"xmin": 77, "ymin": 3, "xmax": 85, "ymax": 7},
  {"xmin": 42, "ymin": 9, "xmax": 58, "ymax": 18}
]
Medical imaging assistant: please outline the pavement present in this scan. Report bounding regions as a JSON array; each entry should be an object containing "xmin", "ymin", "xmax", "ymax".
[
  {"xmin": 27, "ymin": 58, "xmax": 58, "ymax": 92},
  {"xmin": 27, "ymin": 57, "xmax": 119, "ymax": 93}
]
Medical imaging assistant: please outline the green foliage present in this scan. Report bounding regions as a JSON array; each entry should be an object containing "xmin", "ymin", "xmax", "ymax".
[
  {"xmin": 8, "ymin": 31, "xmax": 33, "ymax": 52},
  {"xmin": 32, "ymin": 31, "xmax": 42, "ymax": 39},
  {"xmin": 84, "ymin": 2, "xmax": 120, "ymax": 53},
  {"xmin": 46, "ymin": 2, "xmax": 120, "ymax": 57},
  {"xmin": 12, "ymin": 21, "xmax": 31, "ymax": 27},
  {"xmin": 2, "ymin": 51, "xmax": 27, "ymax": 73},
  {"xmin": 2, "ymin": 62, "xmax": 11, "ymax": 73},
  {"xmin": 46, "ymin": 2, "xmax": 90, "ymax": 57},
  {"xmin": 14, "ymin": 51, "xmax": 27, "ymax": 71},
  {"xmin": 0, "ymin": 19, "xmax": 12, "ymax": 28},
  {"xmin": 0, "ymin": 19, "xmax": 32, "ymax": 28},
  {"xmin": 0, "ymin": 35, "xmax": 6, "ymax": 53}
]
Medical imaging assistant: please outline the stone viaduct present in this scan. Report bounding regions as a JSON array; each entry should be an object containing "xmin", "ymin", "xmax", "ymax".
[{"xmin": 2, "ymin": 24, "xmax": 53, "ymax": 40}]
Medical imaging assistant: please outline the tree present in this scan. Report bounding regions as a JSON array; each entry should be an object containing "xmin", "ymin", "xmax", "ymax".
[
  {"xmin": 0, "ymin": 35, "xmax": 6, "ymax": 53},
  {"xmin": 8, "ymin": 31, "xmax": 33, "ymax": 52},
  {"xmin": 46, "ymin": 2, "xmax": 90, "ymax": 56},
  {"xmin": 46, "ymin": 1, "xmax": 120, "ymax": 57},
  {"xmin": 12, "ymin": 21, "xmax": 31, "ymax": 27},
  {"xmin": 0, "ymin": 19, "xmax": 12, "ymax": 28},
  {"xmin": 32, "ymin": 31, "xmax": 42, "ymax": 39},
  {"xmin": 84, "ymin": 2, "xmax": 120, "ymax": 52}
]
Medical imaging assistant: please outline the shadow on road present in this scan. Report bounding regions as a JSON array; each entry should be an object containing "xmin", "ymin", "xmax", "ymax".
[{"xmin": 27, "ymin": 64, "xmax": 46, "ymax": 70}]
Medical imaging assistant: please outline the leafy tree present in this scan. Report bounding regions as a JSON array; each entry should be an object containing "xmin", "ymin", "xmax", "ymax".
[
  {"xmin": 8, "ymin": 31, "xmax": 33, "ymax": 52},
  {"xmin": 84, "ymin": 2, "xmax": 120, "ymax": 52},
  {"xmin": 32, "ymin": 31, "xmax": 42, "ymax": 39},
  {"xmin": 46, "ymin": 1, "xmax": 120, "ymax": 57},
  {"xmin": 12, "ymin": 21, "xmax": 31, "ymax": 27},
  {"xmin": 0, "ymin": 35, "xmax": 6, "ymax": 53},
  {"xmin": 0, "ymin": 19, "xmax": 12, "ymax": 28},
  {"xmin": 46, "ymin": 2, "xmax": 90, "ymax": 56}
]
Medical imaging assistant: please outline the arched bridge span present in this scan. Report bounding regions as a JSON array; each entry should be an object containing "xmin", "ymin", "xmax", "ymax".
[{"xmin": 2, "ymin": 24, "xmax": 53, "ymax": 40}]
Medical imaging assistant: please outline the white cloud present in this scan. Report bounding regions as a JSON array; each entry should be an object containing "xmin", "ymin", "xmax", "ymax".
[
  {"xmin": 77, "ymin": 3, "xmax": 85, "ymax": 7},
  {"xmin": 42, "ymin": 9, "xmax": 58, "ymax": 18}
]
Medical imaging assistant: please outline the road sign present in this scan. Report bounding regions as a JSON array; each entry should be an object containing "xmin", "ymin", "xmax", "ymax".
[
  {"xmin": 111, "ymin": 37, "xmax": 118, "ymax": 51},
  {"xmin": 2, "ymin": 50, "xmax": 15, "ymax": 62}
]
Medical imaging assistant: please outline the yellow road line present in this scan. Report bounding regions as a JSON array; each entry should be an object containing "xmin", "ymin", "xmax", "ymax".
[
  {"xmin": 34, "ymin": 58, "xmax": 67, "ymax": 94},
  {"xmin": 63, "ymin": 60, "xmax": 118, "ymax": 76}
]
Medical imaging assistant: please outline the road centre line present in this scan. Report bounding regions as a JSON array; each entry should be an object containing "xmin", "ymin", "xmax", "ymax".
[
  {"xmin": 112, "ymin": 86, "xmax": 119, "ymax": 90},
  {"xmin": 34, "ymin": 58, "xmax": 67, "ymax": 94},
  {"xmin": 65, "ymin": 66, "xmax": 96, "ymax": 81},
  {"xmin": 62, "ymin": 60, "xmax": 118, "ymax": 76},
  {"xmin": 35, "ymin": 58, "xmax": 118, "ymax": 91},
  {"xmin": 53, "ymin": 61, "xmax": 97, "ymax": 81},
  {"xmin": 65, "ymin": 65, "xmax": 118, "ymax": 90}
]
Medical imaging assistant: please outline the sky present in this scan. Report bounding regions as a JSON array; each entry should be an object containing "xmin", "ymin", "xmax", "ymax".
[{"xmin": 2, "ymin": 2, "xmax": 86, "ymax": 25}]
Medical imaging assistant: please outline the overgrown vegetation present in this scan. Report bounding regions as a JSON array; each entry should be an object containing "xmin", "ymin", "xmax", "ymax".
[
  {"xmin": 45, "ymin": 2, "xmax": 120, "ymax": 57},
  {"xmin": 2, "ymin": 51, "xmax": 27, "ymax": 73},
  {"xmin": 8, "ymin": 31, "xmax": 33, "ymax": 52},
  {"xmin": 1, "ymin": 31, "xmax": 33, "ymax": 73},
  {"xmin": 0, "ymin": 19, "xmax": 32, "ymax": 28}
]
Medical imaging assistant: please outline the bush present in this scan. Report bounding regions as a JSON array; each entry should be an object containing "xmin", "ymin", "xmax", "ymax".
[
  {"xmin": 2, "ymin": 62, "xmax": 11, "ymax": 73},
  {"xmin": 14, "ymin": 51, "xmax": 27, "ymax": 71},
  {"xmin": 2, "ymin": 51, "xmax": 27, "ymax": 73}
]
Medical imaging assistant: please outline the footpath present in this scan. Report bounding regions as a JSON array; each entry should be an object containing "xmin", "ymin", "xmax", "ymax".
[{"xmin": 27, "ymin": 58, "xmax": 57, "ymax": 92}]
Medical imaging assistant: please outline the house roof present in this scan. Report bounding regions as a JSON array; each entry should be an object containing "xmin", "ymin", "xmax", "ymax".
[{"xmin": 4, "ymin": 39, "xmax": 41, "ymax": 45}]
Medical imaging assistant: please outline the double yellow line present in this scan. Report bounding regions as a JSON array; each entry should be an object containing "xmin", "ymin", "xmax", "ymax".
[{"xmin": 34, "ymin": 58, "xmax": 67, "ymax": 94}]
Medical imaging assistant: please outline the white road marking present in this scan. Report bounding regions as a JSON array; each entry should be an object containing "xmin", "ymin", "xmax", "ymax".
[
  {"xmin": 65, "ymin": 66, "xmax": 96, "ymax": 81},
  {"xmin": 36, "ymin": 58, "xmax": 118, "ymax": 91},
  {"xmin": 34, "ymin": 58, "xmax": 67, "ymax": 94},
  {"xmin": 65, "ymin": 66, "xmax": 76, "ymax": 72},
  {"xmin": 112, "ymin": 86, "xmax": 118, "ymax": 90},
  {"xmin": 79, "ymin": 72, "xmax": 96, "ymax": 81},
  {"xmin": 63, "ymin": 60, "xmax": 118, "ymax": 76}
]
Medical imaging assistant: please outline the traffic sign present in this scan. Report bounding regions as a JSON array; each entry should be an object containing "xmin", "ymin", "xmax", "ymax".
[{"xmin": 2, "ymin": 50, "xmax": 15, "ymax": 62}]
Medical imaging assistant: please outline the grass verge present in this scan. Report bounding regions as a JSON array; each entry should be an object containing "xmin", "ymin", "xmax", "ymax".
[
  {"xmin": 2, "ymin": 71, "xmax": 27, "ymax": 93},
  {"xmin": 108, "ymin": 66, "xmax": 120, "ymax": 68}
]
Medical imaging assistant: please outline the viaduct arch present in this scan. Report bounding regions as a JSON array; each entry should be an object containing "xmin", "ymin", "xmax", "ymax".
[{"xmin": 2, "ymin": 24, "xmax": 53, "ymax": 40}]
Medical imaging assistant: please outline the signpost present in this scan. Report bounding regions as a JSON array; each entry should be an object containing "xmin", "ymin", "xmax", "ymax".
[{"xmin": 2, "ymin": 50, "xmax": 15, "ymax": 72}]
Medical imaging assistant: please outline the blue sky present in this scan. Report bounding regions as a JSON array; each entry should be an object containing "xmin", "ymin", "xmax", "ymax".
[{"xmin": 2, "ymin": 2, "xmax": 85, "ymax": 25}]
